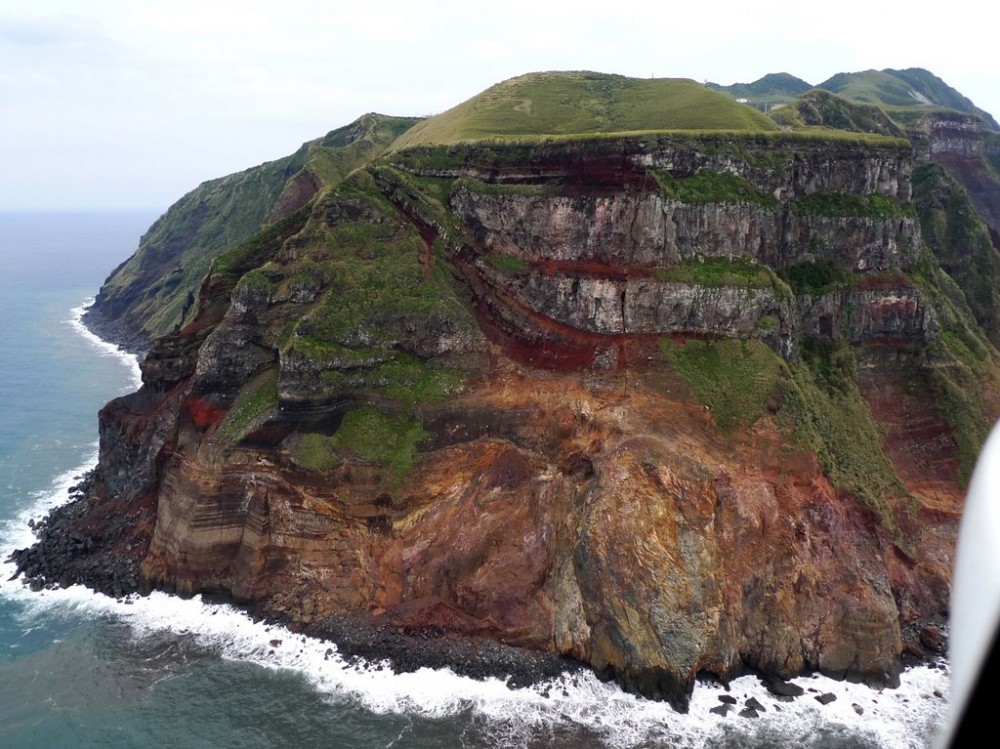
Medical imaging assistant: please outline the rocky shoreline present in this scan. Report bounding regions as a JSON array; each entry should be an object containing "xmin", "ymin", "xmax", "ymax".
[
  {"xmin": 6, "ymin": 472, "xmax": 949, "ymax": 715},
  {"xmin": 81, "ymin": 304, "xmax": 149, "ymax": 357},
  {"xmin": 7, "ymin": 471, "xmax": 146, "ymax": 598},
  {"xmin": 310, "ymin": 612, "xmax": 582, "ymax": 689},
  {"xmin": 6, "ymin": 473, "xmax": 584, "ymax": 693}
]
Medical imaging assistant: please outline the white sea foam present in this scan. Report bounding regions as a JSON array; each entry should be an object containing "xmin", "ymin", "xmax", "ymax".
[
  {"xmin": 0, "ymin": 556, "xmax": 951, "ymax": 749},
  {"xmin": 0, "ymin": 303, "xmax": 951, "ymax": 748},
  {"xmin": 0, "ymin": 448, "xmax": 97, "ymax": 559},
  {"xmin": 0, "ymin": 299, "xmax": 139, "ymax": 559},
  {"xmin": 67, "ymin": 298, "xmax": 142, "ymax": 391}
]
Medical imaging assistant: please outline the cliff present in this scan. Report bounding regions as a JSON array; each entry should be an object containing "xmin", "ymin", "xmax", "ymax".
[
  {"xmin": 16, "ymin": 72, "xmax": 1000, "ymax": 711},
  {"xmin": 85, "ymin": 113, "xmax": 423, "ymax": 350},
  {"xmin": 903, "ymin": 112, "xmax": 1000, "ymax": 346}
]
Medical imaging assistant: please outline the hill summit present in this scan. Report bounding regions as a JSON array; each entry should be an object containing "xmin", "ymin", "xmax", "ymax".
[
  {"xmin": 392, "ymin": 70, "xmax": 779, "ymax": 149},
  {"xmin": 710, "ymin": 67, "xmax": 999, "ymax": 130}
]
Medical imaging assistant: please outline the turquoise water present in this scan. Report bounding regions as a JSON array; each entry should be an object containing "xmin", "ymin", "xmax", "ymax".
[{"xmin": 0, "ymin": 213, "xmax": 948, "ymax": 748}]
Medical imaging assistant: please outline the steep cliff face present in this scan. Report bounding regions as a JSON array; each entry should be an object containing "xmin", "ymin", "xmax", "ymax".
[
  {"xmin": 385, "ymin": 136, "xmax": 928, "ymax": 366},
  {"xmin": 46, "ymin": 125, "xmax": 999, "ymax": 712},
  {"xmin": 85, "ymin": 114, "xmax": 423, "ymax": 349},
  {"xmin": 906, "ymin": 113, "xmax": 1000, "ymax": 345}
]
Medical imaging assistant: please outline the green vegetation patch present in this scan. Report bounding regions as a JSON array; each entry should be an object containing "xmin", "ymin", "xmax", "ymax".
[
  {"xmin": 388, "ymin": 146, "xmax": 472, "ymax": 173},
  {"xmin": 487, "ymin": 255, "xmax": 531, "ymax": 274},
  {"xmin": 782, "ymin": 355, "xmax": 904, "ymax": 528},
  {"xmin": 306, "ymin": 114, "xmax": 424, "ymax": 185},
  {"xmin": 215, "ymin": 369, "xmax": 279, "ymax": 443},
  {"xmin": 212, "ymin": 205, "xmax": 312, "ymax": 283},
  {"xmin": 768, "ymin": 106, "xmax": 806, "ymax": 129},
  {"xmin": 908, "ymin": 244, "xmax": 997, "ymax": 485},
  {"xmin": 926, "ymin": 356, "xmax": 990, "ymax": 487},
  {"xmin": 335, "ymin": 406, "xmax": 427, "ymax": 477},
  {"xmin": 780, "ymin": 260, "xmax": 848, "ymax": 296},
  {"xmin": 654, "ymin": 257, "xmax": 782, "ymax": 290},
  {"xmin": 289, "ymin": 337, "xmax": 392, "ymax": 368},
  {"xmin": 295, "ymin": 407, "xmax": 426, "ymax": 481},
  {"xmin": 288, "ymin": 432, "xmax": 341, "ymax": 472},
  {"xmin": 769, "ymin": 90, "xmax": 904, "ymax": 137},
  {"xmin": 282, "ymin": 260, "xmax": 330, "ymax": 299},
  {"xmin": 379, "ymin": 354, "xmax": 464, "ymax": 403},
  {"xmin": 798, "ymin": 336, "xmax": 856, "ymax": 394},
  {"xmin": 653, "ymin": 169, "xmax": 777, "ymax": 207},
  {"xmin": 307, "ymin": 351, "xmax": 463, "ymax": 406},
  {"xmin": 369, "ymin": 165, "xmax": 468, "ymax": 242},
  {"xmin": 791, "ymin": 192, "xmax": 914, "ymax": 219},
  {"xmin": 303, "ymin": 248, "xmax": 464, "ymax": 345},
  {"xmin": 662, "ymin": 332, "xmax": 906, "ymax": 526},
  {"xmin": 277, "ymin": 173, "xmax": 477, "ymax": 409},
  {"xmin": 660, "ymin": 338, "xmax": 784, "ymax": 430},
  {"xmin": 236, "ymin": 268, "xmax": 276, "ymax": 294},
  {"xmin": 400, "ymin": 173, "xmax": 457, "ymax": 207},
  {"xmin": 292, "ymin": 179, "xmax": 467, "ymax": 347},
  {"xmin": 911, "ymin": 162, "xmax": 1000, "ymax": 341},
  {"xmin": 288, "ymin": 406, "xmax": 428, "ymax": 482}
]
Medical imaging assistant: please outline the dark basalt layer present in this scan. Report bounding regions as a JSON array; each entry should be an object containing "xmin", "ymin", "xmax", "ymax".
[
  {"xmin": 8, "ymin": 472, "xmax": 152, "ymax": 598},
  {"xmin": 312, "ymin": 611, "xmax": 583, "ymax": 689}
]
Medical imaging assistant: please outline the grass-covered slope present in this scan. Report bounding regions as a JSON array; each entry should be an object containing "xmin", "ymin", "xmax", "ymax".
[
  {"xmin": 768, "ymin": 89, "xmax": 905, "ymax": 137},
  {"xmin": 301, "ymin": 114, "xmax": 423, "ymax": 186},
  {"xmin": 88, "ymin": 113, "xmax": 422, "ymax": 347},
  {"xmin": 708, "ymin": 67, "xmax": 999, "ymax": 132},
  {"xmin": 392, "ymin": 71, "xmax": 779, "ymax": 149},
  {"xmin": 818, "ymin": 68, "xmax": 999, "ymax": 130},
  {"xmin": 913, "ymin": 162, "xmax": 1000, "ymax": 343}
]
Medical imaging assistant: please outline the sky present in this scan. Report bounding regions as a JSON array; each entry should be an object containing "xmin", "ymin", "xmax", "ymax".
[{"xmin": 1, "ymin": 0, "xmax": 997, "ymax": 213}]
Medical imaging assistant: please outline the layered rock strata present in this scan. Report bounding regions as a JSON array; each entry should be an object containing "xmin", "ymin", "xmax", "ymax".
[{"xmin": 19, "ymin": 132, "xmax": 993, "ymax": 711}]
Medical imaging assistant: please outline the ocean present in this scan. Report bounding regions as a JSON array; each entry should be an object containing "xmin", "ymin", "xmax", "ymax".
[{"xmin": 0, "ymin": 212, "xmax": 950, "ymax": 748}]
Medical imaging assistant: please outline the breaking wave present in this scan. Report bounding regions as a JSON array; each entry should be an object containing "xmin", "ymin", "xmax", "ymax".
[
  {"xmin": 0, "ymin": 302, "xmax": 951, "ymax": 749},
  {"xmin": 67, "ymin": 298, "xmax": 142, "ymax": 391}
]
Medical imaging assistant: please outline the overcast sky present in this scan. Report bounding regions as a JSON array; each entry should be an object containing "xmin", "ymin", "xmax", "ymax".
[{"xmin": 2, "ymin": 1, "xmax": 997, "ymax": 213}]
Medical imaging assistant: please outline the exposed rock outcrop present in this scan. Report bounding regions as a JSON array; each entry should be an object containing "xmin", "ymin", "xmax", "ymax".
[
  {"xmin": 15, "ymin": 95, "xmax": 1000, "ymax": 712},
  {"xmin": 84, "ymin": 114, "xmax": 424, "ymax": 349}
]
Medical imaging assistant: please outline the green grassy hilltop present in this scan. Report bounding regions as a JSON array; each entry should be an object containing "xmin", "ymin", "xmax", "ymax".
[{"xmin": 392, "ymin": 71, "xmax": 779, "ymax": 149}]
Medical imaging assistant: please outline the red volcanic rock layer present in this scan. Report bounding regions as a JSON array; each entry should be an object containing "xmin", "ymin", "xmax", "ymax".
[
  {"xmin": 23, "ymin": 134, "xmax": 983, "ymax": 711},
  {"xmin": 122, "ymin": 354, "xmax": 956, "ymax": 709}
]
